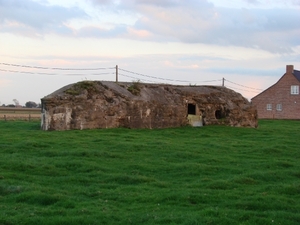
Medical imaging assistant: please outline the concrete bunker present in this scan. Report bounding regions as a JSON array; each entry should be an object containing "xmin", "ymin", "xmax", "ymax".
[{"xmin": 41, "ymin": 81, "xmax": 258, "ymax": 130}]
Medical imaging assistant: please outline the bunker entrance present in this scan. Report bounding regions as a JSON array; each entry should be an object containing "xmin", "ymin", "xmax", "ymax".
[
  {"xmin": 188, "ymin": 104, "xmax": 196, "ymax": 115},
  {"xmin": 215, "ymin": 109, "xmax": 226, "ymax": 119}
]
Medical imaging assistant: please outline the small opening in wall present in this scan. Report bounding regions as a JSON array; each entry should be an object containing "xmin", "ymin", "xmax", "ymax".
[
  {"xmin": 215, "ymin": 109, "xmax": 225, "ymax": 119},
  {"xmin": 188, "ymin": 104, "xmax": 196, "ymax": 115}
]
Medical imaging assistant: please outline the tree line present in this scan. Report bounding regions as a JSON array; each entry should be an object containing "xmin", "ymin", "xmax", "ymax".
[{"xmin": 1, "ymin": 101, "xmax": 41, "ymax": 108}]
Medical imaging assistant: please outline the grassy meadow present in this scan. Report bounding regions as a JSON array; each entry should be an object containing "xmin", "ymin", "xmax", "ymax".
[{"xmin": 0, "ymin": 120, "xmax": 299, "ymax": 225}]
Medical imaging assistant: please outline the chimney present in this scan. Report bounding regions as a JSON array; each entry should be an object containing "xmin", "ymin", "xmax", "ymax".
[{"xmin": 286, "ymin": 65, "xmax": 294, "ymax": 74}]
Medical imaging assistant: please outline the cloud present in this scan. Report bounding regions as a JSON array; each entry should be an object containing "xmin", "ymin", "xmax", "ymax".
[
  {"xmin": 131, "ymin": 0, "xmax": 182, "ymax": 8},
  {"xmin": 87, "ymin": 0, "xmax": 114, "ymax": 5},
  {"xmin": 118, "ymin": 0, "xmax": 300, "ymax": 53},
  {"xmin": 0, "ymin": 0, "xmax": 87, "ymax": 37},
  {"xmin": 75, "ymin": 24, "xmax": 128, "ymax": 38},
  {"xmin": 126, "ymin": 1, "xmax": 297, "ymax": 53},
  {"xmin": 244, "ymin": 0, "xmax": 260, "ymax": 4},
  {"xmin": 126, "ymin": 27, "xmax": 152, "ymax": 38},
  {"xmin": 1, "ymin": 0, "xmax": 299, "ymax": 54},
  {"xmin": 229, "ymin": 0, "xmax": 300, "ymax": 8},
  {"xmin": 207, "ymin": 8, "xmax": 300, "ymax": 53},
  {"xmin": 207, "ymin": 67, "xmax": 283, "ymax": 76},
  {"xmin": 89, "ymin": 0, "xmax": 182, "ymax": 7}
]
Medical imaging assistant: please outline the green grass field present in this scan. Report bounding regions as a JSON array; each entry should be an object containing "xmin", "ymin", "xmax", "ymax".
[{"xmin": 0, "ymin": 120, "xmax": 299, "ymax": 225}]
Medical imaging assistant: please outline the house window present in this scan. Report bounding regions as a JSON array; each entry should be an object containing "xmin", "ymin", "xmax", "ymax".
[
  {"xmin": 266, "ymin": 104, "xmax": 272, "ymax": 111},
  {"xmin": 276, "ymin": 104, "xmax": 282, "ymax": 111},
  {"xmin": 291, "ymin": 85, "xmax": 299, "ymax": 95}
]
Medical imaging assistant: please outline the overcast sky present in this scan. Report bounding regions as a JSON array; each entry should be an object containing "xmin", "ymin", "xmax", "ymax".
[{"xmin": 1, "ymin": 0, "xmax": 300, "ymax": 105}]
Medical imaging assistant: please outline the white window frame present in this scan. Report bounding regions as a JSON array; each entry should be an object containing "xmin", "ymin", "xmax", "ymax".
[
  {"xmin": 291, "ymin": 85, "xmax": 299, "ymax": 95},
  {"xmin": 276, "ymin": 103, "xmax": 282, "ymax": 111},
  {"xmin": 266, "ymin": 104, "xmax": 272, "ymax": 111}
]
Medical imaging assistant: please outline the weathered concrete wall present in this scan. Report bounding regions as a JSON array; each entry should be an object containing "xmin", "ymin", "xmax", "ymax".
[{"xmin": 41, "ymin": 81, "xmax": 257, "ymax": 130}]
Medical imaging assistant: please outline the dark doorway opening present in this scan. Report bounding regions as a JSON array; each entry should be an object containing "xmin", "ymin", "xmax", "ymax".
[
  {"xmin": 215, "ymin": 109, "xmax": 225, "ymax": 119},
  {"xmin": 188, "ymin": 104, "xmax": 196, "ymax": 115}
]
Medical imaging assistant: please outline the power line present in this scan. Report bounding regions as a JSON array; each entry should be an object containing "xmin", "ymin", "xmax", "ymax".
[
  {"xmin": 0, "ymin": 68, "xmax": 115, "ymax": 76},
  {"xmin": 0, "ymin": 62, "xmax": 114, "ymax": 71},
  {"xmin": 0, "ymin": 69, "xmax": 35, "ymax": 74},
  {"xmin": 119, "ymin": 68, "xmax": 223, "ymax": 84},
  {"xmin": 119, "ymin": 73, "xmax": 224, "ymax": 86},
  {"xmin": 119, "ymin": 73, "xmax": 156, "ymax": 83},
  {"xmin": 119, "ymin": 68, "xmax": 192, "ymax": 83},
  {"xmin": 225, "ymin": 85, "xmax": 260, "ymax": 93},
  {"xmin": 1, "ymin": 62, "xmax": 263, "ymax": 92},
  {"xmin": 225, "ymin": 79, "xmax": 263, "ymax": 91},
  {"xmin": 198, "ymin": 79, "xmax": 223, "ymax": 83}
]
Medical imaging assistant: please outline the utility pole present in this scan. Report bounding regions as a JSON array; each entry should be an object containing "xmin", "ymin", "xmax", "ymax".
[
  {"xmin": 116, "ymin": 65, "xmax": 118, "ymax": 83},
  {"xmin": 222, "ymin": 78, "xmax": 225, "ymax": 87}
]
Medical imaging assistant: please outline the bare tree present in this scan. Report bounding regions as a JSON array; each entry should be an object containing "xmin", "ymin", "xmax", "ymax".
[{"xmin": 13, "ymin": 99, "xmax": 21, "ymax": 107}]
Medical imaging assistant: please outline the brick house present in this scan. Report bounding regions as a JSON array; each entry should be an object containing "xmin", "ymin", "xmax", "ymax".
[{"xmin": 251, "ymin": 65, "xmax": 300, "ymax": 119}]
